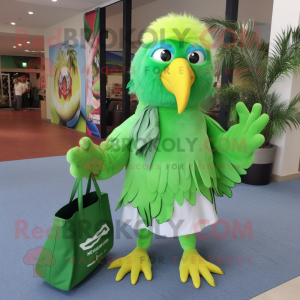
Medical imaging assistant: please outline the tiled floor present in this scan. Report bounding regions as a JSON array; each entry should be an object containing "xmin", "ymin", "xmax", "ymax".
[
  {"xmin": 0, "ymin": 110, "xmax": 102, "ymax": 162},
  {"xmin": 251, "ymin": 276, "xmax": 300, "ymax": 300}
]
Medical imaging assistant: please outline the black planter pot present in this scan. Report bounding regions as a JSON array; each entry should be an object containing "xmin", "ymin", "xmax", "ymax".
[{"xmin": 241, "ymin": 145, "xmax": 277, "ymax": 185}]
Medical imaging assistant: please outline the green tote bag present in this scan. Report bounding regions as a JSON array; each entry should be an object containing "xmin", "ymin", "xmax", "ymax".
[{"xmin": 36, "ymin": 176, "xmax": 114, "ymax": 291}]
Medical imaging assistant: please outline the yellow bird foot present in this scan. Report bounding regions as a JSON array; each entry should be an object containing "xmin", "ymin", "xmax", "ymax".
[
  {"xmin": 107, "ymin": 247, "xmax": 152, "ymax": 285},
  {"xmin": 179, "ymin": 249, "xmax": 224, "ymax": 289}
]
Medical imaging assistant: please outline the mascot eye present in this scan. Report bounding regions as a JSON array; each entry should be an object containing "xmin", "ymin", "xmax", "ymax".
[
  {"xmin": 187, "ymin": 50, "xmax": 205, "ymax": 64},
  {"xmin": 152, "ymin": 49, "xmax": 173, "ymax": 62}
]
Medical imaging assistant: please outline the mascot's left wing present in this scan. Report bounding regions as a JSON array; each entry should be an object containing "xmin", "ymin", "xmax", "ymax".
[{"xmin": 204, "ymin": 114, "xmax": 252, "ymax": 198}]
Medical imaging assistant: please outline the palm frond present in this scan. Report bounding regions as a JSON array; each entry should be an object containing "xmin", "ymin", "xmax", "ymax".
[
  {"xmin": 205, "ymin": 17, "xmax": 300, "ymax": 145},
  {"xmin": 266, "ymin": 28, "xmax": 300, "ymax": 90},
  {"xmin": 203, "ymin": 18, "xmax": 269, "ymax": 99}
]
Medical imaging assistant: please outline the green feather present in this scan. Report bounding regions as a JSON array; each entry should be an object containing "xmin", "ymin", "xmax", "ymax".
[
  {"xmin": 234, "ymin": 164, "xmax": 247, "ymax": 175},
  {"xmin": 126, "ymin": 79, "xmax": 134, "ymax": 89},
  {"xmin": 188, "ymin": 189, "xmax": 196, "ymax": 206},
  {"xmin": 216, "ymin": 169, "xmax": 235, "ymax": 188},
  {"xmin": 195, "ymin": 160, "xmax": 212, "ymax": 188},
  {"xmin": 183, "ymin": 190, "xmax": 190, "ymax": 201},
  {"xmin": 147, "ymin": 166, "xmax": 160, "ymax": 192},
  {"xmin": 214, "ymin": 152, "xmax": 241, "ymax": 183},
  {"xmin": 217, "ymin": 181, "xmax": 233, "ymax": 198},
  {"xmin": 150, "ymin": 194, "xmax": 162, "ymax": 218},
  {"xmin": 170, "ymin": 162, "xmax": 180, "ymax": 184},
  {"xmin": 156, "ymin": 201, "xmax": 173, "ymax": 224},
  {"xmin": 180, "ymin": 163, "xmax": 190, "ymax": 179},
  {"xmin": 175, "ymin": 190, "xmax": 184, "ymax": 206},
  {"xmin": 163, "ymin": 186, "xmax": 175, "ymax": 205},
  {"xmin": 179, "ymin": 175, "xmax": 192, "ymax": 192},
  {"xmin": 168, "ymin": 168, "xmax": 180, "ymax": 194},
  {"xmin": 158, "ymin": 163, "xmax": 168, "ymax": 193}
]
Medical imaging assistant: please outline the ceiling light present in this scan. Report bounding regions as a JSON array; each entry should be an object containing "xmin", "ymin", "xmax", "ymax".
[
  {"xmin": 13, "ymin": 46, "xmax": 16, "ymax": 48},
  {"xmin": 11, "ymin": 22, "xmax": 15, "ymax": 25},
  {"xmin": 18, "ymin": 44, "xmax": 22, "ymax": 46},
  {"xmin": 25, "ymin": 50, "xmax": 30, "ymax": 52},
  {"xmin": 28, "ymin": 12, "xmax": 33, "ymax": 14},
  {"xmin": 52, "ymin": 0, "xmax": 57, "ymax": 2},
  {"xmin": 27, "ymin": 41, "xmax": 30, "ymax": 44}
]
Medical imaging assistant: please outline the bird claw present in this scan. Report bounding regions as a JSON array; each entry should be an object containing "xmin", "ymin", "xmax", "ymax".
[
  {"xmin": 107, "ymin": 247, "xmax": 152, "ymax": 285},
  {"xmin": 179, "ymin": 249, "xmax": 224, "ymax": 289}
]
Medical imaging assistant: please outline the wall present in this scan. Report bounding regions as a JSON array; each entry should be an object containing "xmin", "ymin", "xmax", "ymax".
[
  {"xmin": 238, "ymin": 0, "xmax": 273, "ymax": 24},
  {"xmin": 105, "ymin": 0, "xmax": 227, "ymax": 54},
  {"xmin": 269, "ymin": 0, "xmax": 300, "ymax": 179},
  {"xmin": 1, "ymin": 55, "xmax": 42, "ymax": 69},
  {"xmin": 254, "ymin": 24, "xmax": 271, "ymax": 43}
]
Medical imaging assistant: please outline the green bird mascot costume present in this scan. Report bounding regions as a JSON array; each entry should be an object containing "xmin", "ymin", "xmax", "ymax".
[{"xmin": 67, "ymin": 13, "xmax": 269, "ymax": 288}]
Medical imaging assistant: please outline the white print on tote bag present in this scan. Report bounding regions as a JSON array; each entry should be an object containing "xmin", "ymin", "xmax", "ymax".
[{"xmin": 79, "ymin": 223, "xmax": 110, "ymax": 251}]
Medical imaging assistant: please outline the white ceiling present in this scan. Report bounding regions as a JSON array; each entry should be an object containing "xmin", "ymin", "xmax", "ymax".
[
  {"xmin": 0, "ymin": 0, "xmax": 119, "ymax": 56},
  {"xmin": 0, "ymin": 0, "xmax": 274, "ymax": 57},
  {"xmin": 0, "ymin": 0, "xmax": 115, "ymax": 29},
  {"xmin": 16, "ymin": 0, "xmax": 116, "ymax": 11},
  {"xmin": 0, "ymin": 33, "xmax": 44, "ymax": 57},
  {"xmin": 0, "ymin": 0, "xmax": 158, "ymax": 30},
  {"xmin": 0, "ymin": 0, "xmax": 158, "ymax": 56}
]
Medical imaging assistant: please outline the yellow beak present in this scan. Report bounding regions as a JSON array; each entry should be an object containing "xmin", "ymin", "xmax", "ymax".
[{"xmin": 160, "ymin": 58, "xmax": 195, "ymax": 114}]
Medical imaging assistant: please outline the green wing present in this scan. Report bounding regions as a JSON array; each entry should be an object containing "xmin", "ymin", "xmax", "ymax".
[
  {"xmin": 203, "ymin": 114, "xmax": 250, "ymax": 198},
  {"xmin": 97, "ymin": 114, "xmax": 137, "ymax": 180}
]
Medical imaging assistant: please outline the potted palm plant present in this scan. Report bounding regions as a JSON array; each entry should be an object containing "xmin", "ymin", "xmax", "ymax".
[{"xmin": 202, "ymin": 18, "xmax": 300, "ymax": 185}]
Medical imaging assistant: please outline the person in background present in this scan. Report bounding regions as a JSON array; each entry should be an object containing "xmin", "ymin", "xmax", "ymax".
[
  {"xmin": 21, "ymin": 77, "xmax": 28, "ymax": 111},
  {"xmin": 14, "ymin": 78, "xmax": 23, "ymax": 111},
  {"xmin": 26, "ymin": 78, "xmax": 32, "ymax": 108},
  {"xmin": 11, "ymin": 78, "xmax": 17, "ymax": 110}
]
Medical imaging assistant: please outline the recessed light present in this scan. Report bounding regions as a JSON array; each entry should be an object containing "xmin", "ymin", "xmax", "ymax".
[
  {"xmin": 18, "ymin": 44, "xmax": 22, "ymax": 46},
  {"xmin": 27, "ymin": 41, "xmax": 30, "ymax": 44},
  {"xmin": 28, "ymin": 12, "xmax": 33, "ymax": 14},
  {"xmin": 13, "ymin": 46, "xmax": 16, "ymax": 48},
  {"xmin": 11, "ymin": 22, "xmax": 15, "ymax": 25},
  {"xmin": 25, "ymin": 50, "xmax": 30, "ymax": 52},
  {"xmin": 52, "ymin": 0, "xmax": 57, "ymax": 2}
]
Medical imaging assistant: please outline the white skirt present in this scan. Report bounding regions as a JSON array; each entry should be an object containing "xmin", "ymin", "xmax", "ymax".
[{"xmin": 121, "ymin": 193, "xmax": 218, "ymax": 237}]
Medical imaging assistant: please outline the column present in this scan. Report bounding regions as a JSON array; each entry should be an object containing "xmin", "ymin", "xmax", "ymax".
[
  {"xmin": 122, "ymin": 0, "xmax": 132, "ymax": 121},
  {"xmin": 270, "ymin": 0, "xmax": 300, "ymax": 181}
]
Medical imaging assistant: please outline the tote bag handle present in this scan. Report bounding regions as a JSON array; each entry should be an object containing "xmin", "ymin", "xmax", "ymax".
[
  {"xmin": 69, "ymin": 175, "xmax": 102, "ymax": 222},
  {"xmin": 69, "ymin": 176, "xmax": 92, "ymax": 203}
]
